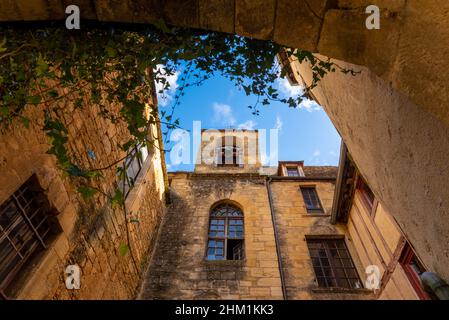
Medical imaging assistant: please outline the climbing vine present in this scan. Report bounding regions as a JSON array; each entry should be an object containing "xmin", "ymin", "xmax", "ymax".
[{"xmin": 0, "ymin": 22, "xmax": 358, "ymax": 258}]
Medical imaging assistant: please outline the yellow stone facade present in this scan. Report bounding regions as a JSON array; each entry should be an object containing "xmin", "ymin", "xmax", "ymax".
[
  {"xmin": 139, "ymin": 129, "xmax": 428, "ymax": 300},
  {"xmin": 0, "ymin": 83, "xmax": 168, "ymax": 299}
]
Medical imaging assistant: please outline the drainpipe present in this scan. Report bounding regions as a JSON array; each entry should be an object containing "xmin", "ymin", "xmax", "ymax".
[
  {"xmin": 420, "ymin": 272, "xmax": 449, "ymax": 300},
  {"xmin": 266, "ymin": 177, "xmax": 287, "ymax": 300}
]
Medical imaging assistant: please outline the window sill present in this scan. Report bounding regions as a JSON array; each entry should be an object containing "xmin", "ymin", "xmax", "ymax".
[{"xmin": 311, "ymin": 287, "xmax": 373, "ymax": 294}]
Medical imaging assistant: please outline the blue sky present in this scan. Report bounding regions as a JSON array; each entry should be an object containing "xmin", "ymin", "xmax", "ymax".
[{"xmin": 157, "ymin": 70, "xmax": 341, "ymax": 172}]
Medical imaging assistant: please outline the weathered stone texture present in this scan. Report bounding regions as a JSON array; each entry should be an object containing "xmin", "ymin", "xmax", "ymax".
[
  {"xmin": 274, "ymin": 0, "xmax": 328, "ymax": 50},
  {"xmin": 291, "ymin": 55, "xmax": 449, "ymax": 284},
  {"xmin": 270, "ymin": 180, "xmax": 372, "ymax": 299},
  {"xmin": 235, "ymin": 0, "xmax": 276, "ymax": 39},
  {"xmin": 1, "ymin": 0, "xmax": 448, "ymax": 127},
  {"xmin": 139, "ymin": 173, "xmax": 284, "ymax": 300},
  {"xmin": 199, "ymin": 0, "xmax": 235, "ymax": 34},
  {"xmin": 0, "ymin": 83, "xmax": 167, "ymax": 299},
  {"xmin": 139, "ymin": 169, "xmax": 373, "ymax": 299}
]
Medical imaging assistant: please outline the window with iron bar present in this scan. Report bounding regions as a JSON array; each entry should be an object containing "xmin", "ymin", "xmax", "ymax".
[
  {"xmin": 0, "ymin": 175, "xmax": 60, "ymax": 299},
  {"xmin": 307, "ymin": 238, "xmax": 362, "ymax": 289}
]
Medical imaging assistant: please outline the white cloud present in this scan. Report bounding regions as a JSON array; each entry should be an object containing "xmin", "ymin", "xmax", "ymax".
[
  {"xmin": 275, "ymin": 76, "xmax": 322, "ymax": 112},
  {"xmin": 154, "ymin": 64, "xmax": 179, "ymax": 107},
  {"xmin": 329, "ymin": 150, "xmax": 337, "ymax": 157},
  {"xmin": 212, "ymin": 103, "xmax": 236, "ymax": 126},
  {"xmin": 276, "ymin": 77, "xmax": 302, "ymax": 97},
  {"xmin": 238, "ymin": 120, "xmax": 257, "ymax": 130},
  {"xmin": 313, "ymin": 150, "xmax": 321, "ymax": 157},
  {"xmin": 299, "ymin": 98, "xmax": 322, "ymax": 112}
]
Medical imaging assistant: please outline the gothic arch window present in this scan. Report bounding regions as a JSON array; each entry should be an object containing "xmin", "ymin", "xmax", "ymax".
[{"xmin": 206, "ymin": 202, "xmax": 244, "ymax": 260}]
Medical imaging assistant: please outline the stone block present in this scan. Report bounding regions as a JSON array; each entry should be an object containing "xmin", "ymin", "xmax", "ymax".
[
  {"xmin": 235, "ymin": 0, "xmax": 276, "ymax": 39},
  {"xmin": 199, "ymin": 0, "xmax": 235, "ymax": 33}
]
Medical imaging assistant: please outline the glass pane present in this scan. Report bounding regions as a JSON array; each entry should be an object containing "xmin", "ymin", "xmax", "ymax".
[
  {"xmin": 321, "ymin": 258, "xmax": 330, "ymax": 267},
  {"xmin": 339, "ymin": 249, "xmax": 349, "ymax": 258},
  {"xmin": 317, "ymin": 277, "xmax": 327, "ymax": 287},
  {"xmin": 140, "ymin": 145, "xmax": 149, "ymax": 162}
]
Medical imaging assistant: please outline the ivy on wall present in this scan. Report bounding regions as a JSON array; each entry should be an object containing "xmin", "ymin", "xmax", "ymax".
[{"xmin": 0, "ymin": 22, "xmax": 358, "ymax": 259}]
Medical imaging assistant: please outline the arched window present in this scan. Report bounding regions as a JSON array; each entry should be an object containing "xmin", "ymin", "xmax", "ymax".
[{"xmin": 206, "ymin": 203, "xmax": 244, "ymax": 260}]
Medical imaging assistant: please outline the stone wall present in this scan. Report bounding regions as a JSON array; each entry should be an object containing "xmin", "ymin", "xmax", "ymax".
[
  {"xmin": 2, "ymin": 1, "xmax": 448, "ymax": 129},
  {"xmin": 139, "ymin": 171, "xmax": 375, "ymax": 300},
  {"xmin": 0, "ymin": 85, "xmax": 167, "ymax": 299},
  {"xmin": 139, "ymin": 173, "xmax": 283, "ymax": 300},
  {"xmin": 269, "ymin": 179, "xmax": 372, "ymax": 299},
  {"xmin": 291, "ymin": 56, "xmax": 449, "ymax": 284}
]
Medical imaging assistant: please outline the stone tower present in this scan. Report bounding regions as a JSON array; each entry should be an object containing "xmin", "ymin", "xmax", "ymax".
[{"xmin": 194, "ymin": 129, "xmax": 261, "ymax": 174}]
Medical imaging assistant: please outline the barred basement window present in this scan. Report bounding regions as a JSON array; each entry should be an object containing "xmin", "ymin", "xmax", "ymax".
[
  {"xmin": 300, "ymin": 187, "xmax": 324, "ymax": 213},
  {"xmin": 207, "ymin": 203, "xmax": 244, "ymax": 260},
  {"xmin": 307, "ymin": 238, "xmax": 362, "ymax": 289},
  {"xmin": 0, "ymin": 175, "xmax": 61, "ymax": 299}
]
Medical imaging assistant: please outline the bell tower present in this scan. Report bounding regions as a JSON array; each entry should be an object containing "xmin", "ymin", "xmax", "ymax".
[{"xmin": 194, "ymin": 129, "xmax": 261, "ymax": 173}]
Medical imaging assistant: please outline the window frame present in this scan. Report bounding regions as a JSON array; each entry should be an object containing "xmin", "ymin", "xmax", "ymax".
[
  {"xmin": 300, "ymin": 186, "xmax": 324, "ymax": 214},
  {"xmin": 356, "ymin": 177, "xmax": 376, "ymax": 215},
  {"xmin": 286, "ymin": 166, "xmax": 300, "ymax": 177},
  {"xmin": 0, "ymin": 175, "xmax": 60, "ymax": 299},
  {"xmin": 118, "ymin": 143, "xmax": 149, "ymax": 198},
  {"xmin": 206, "ymin": 203, "xmax": 245, "ymax": 261},
  {"xmin": 399, "ymin": 243, "xmax": 430, "ymax": 300},
  {"xmin": 306, "ymin": 237, "xmax": 362, "ymax": 289},
  {"xmin": 216, "ymin": 136, "xmax": 241, "ymax": 167}
]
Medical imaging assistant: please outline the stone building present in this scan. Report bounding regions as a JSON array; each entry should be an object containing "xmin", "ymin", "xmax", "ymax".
[
  {"xmin": 2, "ymin": 0, "xmax": 449, "ymax": 298},
  {"xmin": 0, "ymin": 83, "xmax": 168, "ymax": 299},
  {"xmin": 332, "ymin": 144, "xmax": 430, "ymax": 300},
  {"xmin": 139, "ymin": 129, "xmax": 427, "ymax": 300}
]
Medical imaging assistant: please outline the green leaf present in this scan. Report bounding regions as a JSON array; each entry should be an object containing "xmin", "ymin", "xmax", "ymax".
[
  {"xmin": 28, "ymin": 95, "xmax": 42, "ymax": 105},
  {"xmin": 0, "ymin": 106, "xmax": 8, "ymax": 116},
  {"xmin": 20, "ymin": 117, "xmax": 30, "ymax": 128},
  {"xmin": 153, "ymin": 19, "xmax": 172, "ymax": 34},
  {"xmin": 0, "ymin": 37, "xmax": 6, "ymax": 53},
  {"xmin": 35, "ymin": 54, "xmax": 48, "ymax": 76},
  {"xmin": 111, "ymin": 188, "xmax": 124, "ymax": 208},
  {"xmin": 77, "ymin": 186, "xmax": 97, "ymax": 200},
  {"xmin": 47, "ymin": 90, "xmax": 59, "ymax": 98},
  {"xmin": 84, "ymin": 170, "xmax": 103, "ymax": 178},
  {"xmin": 105, "ymin": 46, "xmax": 117, "ymax": 58},
  {"xmin": 119, "ymin": 243, "xmax": 129, "ymax": 257}
]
